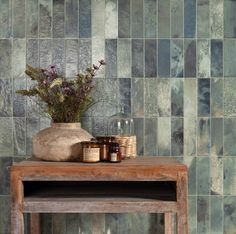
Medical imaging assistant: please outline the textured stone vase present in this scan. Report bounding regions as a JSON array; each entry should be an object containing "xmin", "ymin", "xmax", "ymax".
[{"xmin": 33, "ymin": 122, "xmax": 93, "ymax": 161}]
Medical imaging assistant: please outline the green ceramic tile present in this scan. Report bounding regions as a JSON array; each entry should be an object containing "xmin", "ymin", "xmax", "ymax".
[
  {"xmin": 13, "ymin": 78, "xmax": 26, "ymax": 117},
  {"xmin": 12, "ymin": 39, "xmax": 26, "ymax": 79},
  {"xmin": 92, "ymin": 214, "xmax": 105, "ymax": 234},
  {"xmin": 144, "ymin": 79, "xmax": 158, "ymax": 117},
  {"xmin": 0, "ymin": 157, "xmax": 12, "ymax": 194},
  {"xmin": 211, "ymin": 118, "xmax": 223, "ymax": 156},
  {"xmin": 39, "ymin": 39, "xmax": 52, "ymax": 68},
  {"xmin": 224, "ymin": 158, "xmax": 236, "ymax": 195},
  {"xmin": 41, "ymin": 213, "xmax": 52, "ymax": 234},
  {"xmin": 105, "ymin": 39, "xmax": 117, "ymax": 78},
  {"xmin": 184, "ymin": 39, "xmax": 196, "ymax": 77},
  {"xmin": 144, "ymin": 118, "xmax": 158, "ymax": 156},
  {"xmin": 184, "ymin": 117, "xmax": 196, "ymax": 156},
  {"xmin": 78, "ymin": 39, "xmax": 92, "ymax": 74},
  {"xmin": 12, "ymin": 0, "xmax": 25, "ymax": 38},
  {"xmin": 26, "ymin": 118, "xmax": 39, "ymax": 156},
  {"xmin": 184, "ymin": 78, "xmax": 197, "ymax": 117},
  {"xmin": 65, "ymin": 39, "xmax": 78, "ymax": 78},
  {"xmin": 197, "ymin": 0, "xmax": 210, "ymax": 38},
  {"xmin": 171, "ymin": 0, "xmax": 183, "ymax": 38},
  {"xmin": 224, "ymin": 0, "xmax": 236, "ymax": 38},
  {"xmin": 118, "ymin": 39, "xmax": 131, "ymax": 78},
  {"xmin": 197, "ymin": 157, "xmax": 210, "ymax": 195},
  {"xmin": 171, "ymin": 39, "xmax": 184, "ymax": 77},
  {"xmin": 184, "ymin": 157, "xmax": 196, "ymax": 195},
  {"xmin": 119, "ymin": 78, "xmax": 131, "ymax": 116},
  {"xmin": 13, "ymin": 117, "xmax": 26, "ymax": 156},
  {"xmin": 105, "ymin": 214, "xmax": 119, "ymax": 233},
  {"xmin": 132, "ymin": 78, "xmax": 144, "ymax": 117},
  {"xmin": 66, "ymin": 214, "xmax": 78, "ymax": 233},
  {"xmin": 0, "ymin": 196, "xmax": 11, "ymax": 234},
  {"xmin": 131, "ymin": 0, "xmax": 143, "ymax": 38},
  {"xmin": 211, "ymin": 158, "xmax": 223, "ymax": 195},
  {"xmin": 133, "ymin": 118, "xmax": 144, "ymax": 155},
  {"xmin": 224, "ymin": 118, "xmax": 236, "ymax": 156},
  {"xmin": 157, "ymin": 79, "xmax": 171, "ymax": 117},
  {"xmin": 26, "ymin": 0, "xmax": 38, "ymax": 38},
  {"xmin": 79, "ymin": 0, "xmax": 91, "ymax": 38},
  {"xmin": 0, "ymin": 0, "xmax": 11, "ymax": 38},
  {"xmin": 132, "ymin": 39, "xmax": 144, "ymax": 77},
  {"xmin": 224, "ymin": 40, "xmax": 236, "ymax": 77},
  {"xmin": 105, "ymin": 0, "xmax": 118, "ymax": 38},
  {"xmin": 26, "ymin": 39, "xmax": 39, "ymax": 67},
  {"xmin": 0, "ymin": 118, "xmax": 13, "ymax": 156},
  {"xmin": 224, "ymin": 196, "xmax": 236, "ymax": 234},
  {"xmin": 53, "ymin": 214, "xmax": 66, "ymax": 234},
  {"xmin": 171, "ymin": 117, "xmax": 183, "ymax": 156},
  {"xmin": 118, "ymin": 0, "xmax": 131, "ymax": 38},
  {"xmin": 53, "ymin": 0, "xmax": 65, "ymax": 38},
  {"xmin": 197, "ymin": 196, "xmax": 210, "ymax": 234},
  {"xmin": 188, "ymin": 196, "xmax": 197, "ymax": 234},
  {"xmin": 144, "ymin": 0, "xmax": 157, "ymax": 38},
  {"xmin": 92, "ymin": 117, "xmax": 107, "ymax": 136},
  {"xmin": 39, "ymin": 0, "xmax": 52, "ymax": 38},
  {"xmin": 0, "ymin": 39, "xmax": 12, "ymax": 78},
  {"xmin": 224, "ymin": 78, "xmax": 236, "ymax": 117},
  {"xmin": 65, "ymin": 0, "xmax": 78, "ymax": 38},
  {"xmin": 210, "ymin": 0, "xmax": 223, "ymax": 39},
  {"xmin": 197, "ymin": 40, "xmax": 210, "ymax": 78},
  {"xmin": 158, "ymin": 118, "xmax": 171, "ymax": 156},
  {"xmin": 0, "ymin": 79, "xmax": 12, "ymax": 117},
  {"xmin": 158, "ymin": 0, "xmax": 170, "ymax": 38},
  {"xmin": 197, "ymin": 118, "xmax": 210, "ymax": 156},
  {"xmin": 171, "ymin": 79, "xmax": 183, "ymax": 117},
  {"xmin": 211, "ymin": 78, "xmax": 223, "ymax": 117},
  {"xmin": 52, "ymin": 39, "xmax": 65, "ymax": 74},
  {"xmin": 211, "ymin": 196, "xmax": 223, "ymax": 233}
]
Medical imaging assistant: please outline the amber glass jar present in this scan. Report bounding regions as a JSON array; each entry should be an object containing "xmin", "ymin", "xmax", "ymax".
[
  {"xmin": 109, "ymin": 142, "xmax": 122, "ymax": 163},
  {"xmin": 81, "ymin": 141, "xmax": 100, "ymax": 163},
  {"xmin": 96, "ymin": 136, "xmax": 115, "ymax": 161}
]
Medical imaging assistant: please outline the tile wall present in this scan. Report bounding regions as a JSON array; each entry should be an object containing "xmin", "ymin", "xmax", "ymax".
[{"xmin": 0, "ymin": 0, "xmax": 236, "ymax": 233}]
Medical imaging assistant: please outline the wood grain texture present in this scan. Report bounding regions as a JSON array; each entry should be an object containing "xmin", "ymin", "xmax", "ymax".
[
  {"xmin": 164, "ymin": 213, "xmax": 174, "ymax": 234},
  {"xmin": 30, "ymin": 213, "xmax": 40, "ymax": 234}
]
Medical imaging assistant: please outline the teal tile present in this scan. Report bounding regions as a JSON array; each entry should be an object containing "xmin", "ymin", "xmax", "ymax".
[
  {"xmin": 184, "ymin": 0, "xmax": 196, "ymax": 38},
  {"xmin": 39, "ymin": 0, "xmax": 52, "ymax": 38},
  {"xmin": 118, "ymin": 0, "xmax": 131, "ymax": 38},
  {"xmin": 144, "ymin": 79, "xmax": 158, "ymax": 117},
  {"xmin": 224, "ymin": 158, "xmax": 236, "ymax": 195},
  {"xmin": 119, "ymin": 78, "xmax": 131, "ymax": 116},
  {"xmin": 171, "ymin": 0, "xmax": 183, "ymax": 38},
  {"xmin": 145, "ymin": 39, "xmax": 157, "ymax": 77},
  {"xmin": 0, "ymin": 196, "xmax": 11, "ymax": 234},
  {"xmin": 105, "ymin": 39, "xmax": 117, "ymax": 78},
  {"xmin": 184, "ymin": 39, "xmax": 196, "ymax": 77},
  {"xmin": 197, "ymin": 40, "xmax": 210, "ymax": 78},
  {"xmin": 224, "ymin": 78, "xmax": 236, "ymax": 117},
  {"xmin": 26, "ymin": 39, "xmax": 39, "ymax": 67},
  {"xmin": 211, "ymin": 196, "xmax": 223, "ymax": 233},
  {"xmin": 65, "ymin": 39, "xmax": 78, "ymax": 78},
  {"xmin": 12, "ymin": 0, "xmax": 25, "ymax": 38},
  {"xmin": 0, "ymin": 157, "xmax": 12, "ymax": 194},
  {"xmin": 197, "ymin": 196, "xmax": 210, "ymax": 234},
  {"xmin": 13, "ymin": 78, "xmax": 26, "ymax": 117},
  {"xmin": 171, "ymin": 117, "xmax": 183, "ymax": 156},
  {"xmin": 224, "ymin": 196, "xmax": 236, "ymax": 234},
  {"xmin": 0, "ymin": 0, "xmax": 11, "ymax": 38},
  {"xmin": 13, "ymin": 118, "xmax": 26, "ymax": 156},
  {"xmin": 52, "ymin": 39, "xmax": 65, "ymax": 74},
  {"xmin": 41, "ymin": 214, "xmax": 53, "ymax": 234},
  {"xmin": 224, "ymin": 118, "xmax": 236, "ymax": 156},
  {"xmin": 224, "ymin": 40, "xmax": 236, "ymax": 77},
  {"xmin": 197, "ymin": 118, "xmax": 210, "ymax": 156},
  {"xmin": 105, "ymin": 0, "xmax": 118, "ymax": 38},
  {"xmin": 211, "ymin": 40, "xmax": 223, "ymax": 77},
  {"xmin": 12, "ymin": 39, "xmax": 26, "ymax": 79},
  {"xmin": 133, "ymin": 118, "xmax": 144, "ymax": 155},
  {"xmin": 0, "ymin": 40, "xmax": 12, "ymax": 78},
  {"xmin": 105, "ymin": 214, "xmax": 118, "ymax": 233},
  {"xmin": 197, "ymin": 157, "xmax": 210, "ymax": 195},
  {"xmin": 131, "ymin": 0, "xmax": 143, "ymax": 38},
  {"xmin": 171, "ymin": 79, "xmax": 183, "ymax": 116},
  {"xmin": 224, "ymin": 0, "xmax": 236, "ymax": 38},
  {"xmin": 144, "ymin": 0, "xmax": 157, "ymax": 38},
  {"xmin": 211, "ymin": 78, "xmax": 223, "ymax": 117},
  {"xmin": 66, "ymin": 214, "xmax": 78, "ymax": 233},
  {"xmin": 65, "ymin": 0, "xmax": 78, "ymax": 37},
  {"xmin": 26, "ymin": 0, "xmax": 38, "ymax": 38},
  {"xmin": 197, "ymin": 0, "xmax": 210, "ymax": 38},
  {"xmin": 211, "ymin": 118, "xmax": 223, "ymax": 156},
  {"xmin": 78, "ymin": 39, "xmax": 92, "ymax": 74},
  {"xmin": 117, "ymin": 39, "xmax": 131, "ymax": 78},
  {"xmin": 211, "ymin": 157, "xmax": 223, "ymax": 195},
  {"xmin": 26, "ymin": 80, "xmax": 39, "ymax": 118},
  {"xmin": 184, "ymin": 117, "xmax": 196, "ymax": 156},
  {"xmin": 188, "ymin": 196, "xmax": 197, "ymax": 234},
  {"xmin": 185, "ymin": 157, "xmax": 196, "ymax": 195},
  {"xmin": 171, "ymin": 39, "xmax": 184, "ymax": 77},
  {"xmin": 39, "ymin": 39, "xmax": 52, "ymax": 68},
  {"xmin": 92, "ymin": 117, "xmax": 107, "ymax": 136},
  {"xmin": 132, "ymin": 39, "xmax": 144, "ymax": 77},
  {"xmin": 144, "ymin": 118, "xmax": 158, "ymax": 156},
  {"xmin": 210, "ymin": 0, "xmax": 223, "ymax": 39},
  {"xmin": 158, "ymin": 39, "xmax": 170, "ymax": 77},
  {"xmin": 184, "ymin": 78, "xmax": 197, "ymax": 117},
  {"xmin": 53, "ymin": 0, "xmax": 65, "ymax": 38},
  {"xmin": 0, "ymin": 79, "xmax": 12, "ymax": 117},
  {"xmin": 132, "ymin": 78, "xmax": 144, "ymax": 117},
  {"xmin": 0, "ymin": 118, "xmax": 13, "ymax": 156},
  {"xmin": 158, "ymin": 0, "xmax": 170, "ymax": 38},
  {"xmin": 157, "ymin": 79, "xmax": 171, "ymax": 117},
  {"xmin": 79, "ymin": 0, "xmax": 91, "ymax": 38},
  {"xmin": 92, "ymin": 214, "xmax": 105, "ymax": 234},
  {"xmin": 53, "ymin": 214, "xmax": 66, "ymax": 234}
]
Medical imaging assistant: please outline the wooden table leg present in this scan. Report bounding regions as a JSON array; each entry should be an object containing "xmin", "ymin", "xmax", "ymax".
[
  {"xmin": 30, "ymin": 213, "xmax": 41, "ymax": 234},
  {"xmin": 164, "ymin": 212, "xmax": 174, "ymax": 234},
  {"xmin": 177, "ymin": 172, "xmax": 188, "ymax": 234},
  {"xmin": 11, "ymin": 209, "xmax": 24, "ymax": 234}
]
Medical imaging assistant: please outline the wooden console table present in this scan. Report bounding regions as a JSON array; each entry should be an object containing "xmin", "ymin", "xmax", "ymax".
[{"xmin": 11, "ymin": 156, "xmax": 188, "ymax": 234}]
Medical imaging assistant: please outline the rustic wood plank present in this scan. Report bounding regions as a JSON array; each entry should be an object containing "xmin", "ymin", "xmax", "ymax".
[
  {"xmin": 164, "ymin": 212, "xmax": 174, "ymax": 234},
  {"xmin": 30, "ymin": 213, "xmax": 40, "ymax": 234}
]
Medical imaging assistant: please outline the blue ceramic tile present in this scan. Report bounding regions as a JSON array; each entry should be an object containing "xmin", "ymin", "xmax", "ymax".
[
  {"xmin": 171, "ymin": 39, "xmax": 184, "ymax": 77},
  {"xmin": 132, "ymin": 39, "xmax": 144, "ymax": 77},
  {"xmin": 224, "ymin": 40, "xmax": 236, "ymax": 77},
  {"xmin": 0, "ymin": 0, "xmax": 11, "ymax": 38},
  {"xmin": 65, "ymin": 39, "xmax": 78, "ymax": 77},
  {"xmin": 145, "ymin": 118, "xmax": 158, "ymax": 156},
  {"xmin": 13, "ymin": 0, "xmax": 25, "ymax": 38},
  {"xmin": 197, "ymin": 40, "xmax": 210, "ymax": 78},
  {"xmin": 13, "ymin": 78, "xmax": 26, "ymax": 117},
  {"xmin": 187, "ymin": 157, "xmax": 196, "ymax": 195},
  {"xmin": 92, "ymin": 117, "xmax": 107, "ymax": 136},
  {"xmin": 78, "ymin": 39, "xmax": 92, "ymax": 74},
  {"xmin": 188, "ymin": 196, "xmax": 197, "ymax": 234},
  {"xmin": 224, "ymin": 158, "xmax": 236, "ymax": 195},
  {"xmin": 197, "ymin": 196, "xmax": 210, "ymax": 233},
  {"xmin": 197, "ymin": 0, "xmax": 210, "ymax": 38},
  {"xmin": 171, "ymin": 117, "xmax": 183, "ymax": 156},
  {"xmin": 224, "ymin": 118, "xmax": 236, "ymax": 156},
  {"xmin": 145, "ymin": 39, "xmax": 157, "ymax": 77},
  {"xmin": 211, "ymin": 78, "xmax": 223, "ymax": 117},
  {"xmin": 158, "ymin": 118, "xmax": 171, "ymax": 156},
  {"xmin": 171, "ymin": 0, "xmax": 183, "ymax": 38},
  {"xmin": 26, "ymin": 0, "xmax": 38, "ymax": 38},
  {"xmin": 105, "ymin": 39, "xmax": 117, "ymax": 78},
  {"xmin": 224, "ymin": 0, "xmax": 236, "ymax": 38},
  {"xmin": 14, "ymin": 123, "xmax": 26, "ymax": 158},
  {"xmin": 79, "ymin": 0, "xmax": 91, "ymax": 38},
  {"xmin": 119, "ymin": 78, "xmax": 131, "ymax": 116},
  {"xmin": 39, "ymin": 39, "xmax": 52, "ymax": 68},
  {"xmin": 198, "ymin": 79, "xmax": 210, "ymax": 117},
  {"xmin": 211, "ymin": 40, "xmax": 223, "ymax": 77},
  {"xmin": 39, "ymin": 0, "xmax": 52, "ymax": 38},
  {"xmin": 118, "ymin": 0, "xmax": 130, "ymax": 38},
  {"xmin": 0, "ymin": 157, "xmax": 12, "ymax": 194},
  {"xmin": 132, "ymin": 78, "xmax": 144, "ymax": 117},
  {"xmin": 0, "ymin": 118, "xmax": 13, "ymax": 156},
  {"xmin": 133, "ymin": 118, "xmax": 144, "ymax": 155},
  {"xmin": 211, "ymin": 118, "xmax": 223, "ymax": 156},
  {"xmin": 171, "ymin": 79, "xmax": 183, "ymax": 116},
  {"xmin": 184, "ymin": 0, "xmax": 196, "ymax": 38},
  {"xmin": 26, "ymin": 39, "xmax": 39, "ymax": 67},
  {"xmin": 145, "ymin": 79, "xmax": 158, "ymax": 117},
  {"xmin": 52, "ymin": 39, "xmax": 65, "ymax": 75},
  {"xmin": 105, "ymin": 0, "xmax": 118, "ymax": 39},
  {"xmin": 53, "ymin": 0, "xmax": 65, "ymax": 38},
  {"xmin": 0, "ymin": 40, "xmax": 12, "ymax": 78},
  {"xmin": 0, "ymin": 79, "xmax": 12, "ymax": 117},
  {"xmin": 210, "ymin": 0, "xmax": 223, "ymax": 39},
  {"xmin": 144, "ymin": 0, "xmax": 157, "ymax": 38},
  {"xmin": 197, "ymin": 157, "xmax": 210, "ymax": 195},
  {"xmin": 131, "ymin": 0, "xmax": 143, "ymax": 38},
  {"xmin": 224, "ymin": 196, "xmax": 236, "ymax": 233},
  {"xmin": 211, "ymin": 196, "xmax": 223, "ymax": 233},
  {"xmin": 65, "ymin": 0, "xmax": 78, "ymax": 37},
  {"xmin": 158, "ymin": 0, "xmax": 170, "ymax": 38},
  {"xmin": 158, "ymin": 39, "xmax": 170, "ymax": 77},
  {"xmin": 197, "ymin": 118, "xmax": 210, "ymax": 156},
  {"xmin": 184, "ymin": 39, "xmax": 196, "ymax": 77}
]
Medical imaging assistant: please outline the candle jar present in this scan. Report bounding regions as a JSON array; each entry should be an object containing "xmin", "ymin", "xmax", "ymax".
[
  {"xmin": 96, "ymin": 136, "xmax": 115, "ymax": 161},
  {"xmin": 109, "ymin": 142, "xmax": 122, "ymax": 163},
  {"xmin": 81, "ymin": 141, "xmax": 100, "ymax": 163}
]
